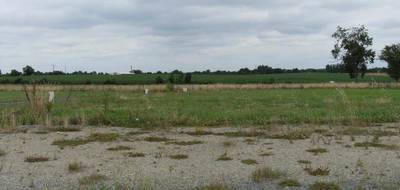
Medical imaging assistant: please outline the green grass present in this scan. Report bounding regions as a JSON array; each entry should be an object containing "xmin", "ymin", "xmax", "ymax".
[
  {"xmin": 0, "ymin": 73, "xmax": 393, "ymax": 85},
  {"xmin": 2, "ymin": 88, "xmax": 400, "ymax": 128}
]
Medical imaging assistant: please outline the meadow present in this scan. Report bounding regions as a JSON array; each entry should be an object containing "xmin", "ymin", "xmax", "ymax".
[
  {"xmin": 0, "ymin": 72, "xmax": 394, "ymax": 85},
  {"xmin": 1, "ymin": 88, "xmax": 399, "ymax": 128}
]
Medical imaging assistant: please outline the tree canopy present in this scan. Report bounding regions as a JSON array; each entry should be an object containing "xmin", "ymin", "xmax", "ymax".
[
  {"xmin": 332, "ymin": 25, "xmax": 376, "ymax": 79},
  {"xmin": 380, "ymin": 44, "xmax": 400, "ymax": 81}
]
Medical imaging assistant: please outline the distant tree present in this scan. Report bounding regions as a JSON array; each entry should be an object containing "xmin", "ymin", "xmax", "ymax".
[
  {"xmin": 380, "ymin": 44, "xmax": 400, "ymax": 81},
  {"xmin": 325, "ymin": 64, "xmax": 345, "ymax": 73},
  {"xmin": 155, "ymin": 76, "xmax": 164, "ymax": 84},
  {"xmin": 130, "ymin": 70, "xmax": 143, "ymax": 74},
  {"xmin": 22, "ymin": 65, "xmax": 35, "ymax": 76},
  {"xmin": 238, "ymin": 68, "xmax": 252, "ymax": 74},
  {"xmin": 0, "ymin": 69, "xmax": 2, "ymax": 75},
  {"xmin": 332, "ymin": 25, "xmax": 376, "ymax": 79},
  {"xmin": 184, "ymin": 73, "xmax": 192, "ymax": 84},
  {"xmin": 10, "ymin": 69, "xmax": 22, "ymax": 76}
]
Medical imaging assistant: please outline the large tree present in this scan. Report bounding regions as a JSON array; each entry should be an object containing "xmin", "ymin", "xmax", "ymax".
[
  {"xmin": 331, "ymin": 25, "xmax": 376, "ymax": 79},
  {"xmin": 380, "ymin": 44, "xmax": 400, "ymax": 81}
]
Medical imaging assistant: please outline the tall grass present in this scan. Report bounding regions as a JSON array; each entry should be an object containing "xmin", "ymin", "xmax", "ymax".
[{"xmin": 1, "ymin": 88, "xmax": 400, "ymax": 128}]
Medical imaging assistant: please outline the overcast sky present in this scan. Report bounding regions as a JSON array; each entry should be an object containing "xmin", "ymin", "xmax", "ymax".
[{"xmin": 0, "ymin": 0, "xmax": 399, "ymax": 73}]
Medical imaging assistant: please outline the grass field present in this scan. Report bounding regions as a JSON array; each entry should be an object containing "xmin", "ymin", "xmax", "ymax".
[
  {"xmin": 1, "ymin": 88, "xmax": 399, "ymax": 128},
  {"xmin": 0, "ymin": 72, "xmax": 394, "ymax": 85}
]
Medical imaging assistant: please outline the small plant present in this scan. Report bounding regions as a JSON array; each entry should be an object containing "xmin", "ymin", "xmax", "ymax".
[
  {"xmin": 68, "ymin": 162, "xmax": 83, "ymax": 172},
  {"xmin": 306, "ymin": 148, "xmax": 328, "ymax": 155},
  {"xmin": 279, "ymin": 179, "xmax": 301, "ymax": 187},
  {"xmin": 309, "ymin": 182, "xmax": 341, "ymax": 190},
  {"xmin": 241, "ymin": 159, "xmax": 258, "ymax": 165},
  {"xmin": 169, "ymin": 154, "xmax": 189, "ymax": 160},
  {"xmin": 297, "ymin": 160, "xmax": 311, "ymax": 165},
  {"xmin": 25, "ymin": 155, "xmax": 50, "ymax": 163},
  {"xmin": 106, "ymin": 145, "xmax": 131, "ymax": 151},
  {"xmin": 304, "ymin": 165, "xmax": 330, "ymax": 176},
  {"xmin": 47, "ymin": 127, "xmax": 81, "ymax": 132},
  {"xmin": 216, "ymin": 152, "xmax": 233, "ymax": 161},
  {"xmin": 79, "ymin": 174, "xmax": 108, "ymax": 185},
  {"xmin": 87, "ymin": 133, "xmax": 119, "ymax": 142},
  {"xmin": 125, "ymin": 152, "xmax": 145, "ymax": 158},
  {"xmin": 251, "ymin": 167, "xmax": 285, "ymax": 183},
  {"xmin": 185, "ymin": 128, "xmax": 214, "ymax": 136}
]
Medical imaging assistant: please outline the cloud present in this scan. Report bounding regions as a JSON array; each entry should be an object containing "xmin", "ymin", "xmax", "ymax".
[{"xmin": 0, "ymin": 0, "xmax": 397, "ymax": 72}]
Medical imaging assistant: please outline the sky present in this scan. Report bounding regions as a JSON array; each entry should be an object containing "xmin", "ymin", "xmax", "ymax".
[{"xmin": 0, "ymin": 0, "xmax": 399, "ymax": 73}]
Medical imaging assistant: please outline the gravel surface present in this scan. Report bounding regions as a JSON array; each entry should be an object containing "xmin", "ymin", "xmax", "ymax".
[{"xmin": 0, "ymin": 125, "xmax": 400, "ymax": 190}]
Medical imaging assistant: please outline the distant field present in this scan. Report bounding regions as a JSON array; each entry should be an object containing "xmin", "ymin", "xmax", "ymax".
[
  {"xmin": 0, "ymin": 72, "xmax": 393, "ymax": 85},
  {"xmin": 1, "ymin": 88, "xmax": 399, "ymax": 128}
]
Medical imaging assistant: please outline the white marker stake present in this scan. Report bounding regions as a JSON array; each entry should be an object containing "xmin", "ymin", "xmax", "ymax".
[
  {"xmin": 145, "ymin": 89, "xmax": 149, "ymax": 95},
  {"xmin": 182, "ymin": 88, "xmax": 188, "ymax": 93},
  {"xmin": 48, "ymin": 91, "xmax": 55, "ymax": 103}
]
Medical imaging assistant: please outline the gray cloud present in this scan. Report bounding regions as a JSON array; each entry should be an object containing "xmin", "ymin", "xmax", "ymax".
[{"xmin": 0, "ymin": 0, "xmax": 399, "ymax": 72}]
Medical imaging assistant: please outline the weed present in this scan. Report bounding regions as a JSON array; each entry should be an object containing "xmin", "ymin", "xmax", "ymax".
[
  {"xmin": 125, "ymin": 152, "xmax": 145, "ymax": 158},
  {"xmin": 52, "ymin": 138, "xmax": 89, "ymax": 147},
  {"xmin": 25, "ymin": 155, "xmax": 50, "ymax": 163},
  {"xmin": 166, "ymin": 140, "xmax": 203, "ymax": 146},
  {"xmin": 297, "ymin": 160, "xmax": 311, "ymax": 165},
  {"xmin": 47, "ymin": 127, "xmax": 82, "ymax": 132},
  {"xmin": 68, "ymin": 162, "xmax": 83, "ymax": 172},
  {"xmin": 279, "ymin": 179, "xmax": 301, "ymax": 187},
  {"xmin": 354, "ymin": 142, "xmax": 398, "ymax": 150},
  {"xmin": 79, "ymin": 174, "xmax": 108, "ymax": 185},
  {"xmin": 306, "ymin": 148, "xmax": 328, "ymax": 155},
  {"xmin": 241, "ymin": 159, "xmax": 258, "ymax": 165},
  {"xmin": 222, "ymin": 131, "xmax": 265, "ymax": 138},
  {"xmin": 309, "ymin": 182, "xmax": 341, "ymax": 190},
  {"xmin": 304, "ymin": 166, "xmax": 330, "ymax": 176},
  {"xmin": 169, "ymin": 154, "xmax": 189, "ymax": 160},
  {"xmin": 87, "ymin": 133, "xmax": 119, "ymax": 142},
  {"xmin": 267, "ymin": 130, "xmax": 312, "ymax": 140},
  {"xmin": 184, "ymin": 129, "xmax": 214, "ymax": 136},
  {"xmin": 251, "ymin": 167, "xmax": 285, "ymax": 182},
  {"xmin": 144, "ymin": 136, "xmax": 172, "ymax": 142},
  {"xmin": 259, "ymin": 152, "xmax": 274, "ymax": 157},
  {"xmin": 107, "ymin": 145, "xmax": 131, "ymax": 151}
]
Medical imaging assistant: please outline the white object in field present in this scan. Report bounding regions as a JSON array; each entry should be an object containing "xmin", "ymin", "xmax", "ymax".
[
  {"xmin": 330, "ymin": 81, "xmax": 335, "ymax": 84},
  {"xmin": 182, "ymin": 88, "xmax": 188, "ymax": 93},
  {"xmin": 145, "ymin": 89, "xmax": 149, "ymax": 95},
  {"xmin": 48, "ymin": 91, "xmax": 55, "ymax": 103}
]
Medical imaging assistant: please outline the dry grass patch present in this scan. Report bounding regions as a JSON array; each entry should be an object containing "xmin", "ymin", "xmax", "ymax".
[
  {"xmin": 184, "ymin": 129, "xmax": 214, "ymax": 136},
  {"xmin": 198, "ymin": 184, "xmax": 231, "ymax": 190},
  {"xmin": 306, "ymin": 148, "xmax": 328, "ymax": 155},
  {"xmin": 52, "ymin": 132, "xmax": 120, "ymax": 148},
  {"xmin": 279, "ymin": 179, "xmax": 301, "ymax": 187},
  {"xmin": 106, "ymin": 145, "xmax": 131, "ymax": 151},
  {"xmin": 79, "ymin": 174, "xmax": 108, "ymax": 185},
  {"xmin": 309, "ymin": 182, "xmax": 341, "ymax": 190},
  {"xmin": 267, "ymin": 130, "xmax": 312, "ymax": 140},
  {"xmin": 125, "ymin": 152, "xmax": 145, "ymax": 158},
  {"xmin": 46, "ymin": 127, "xmax": 82, "ymax": 132},
  {"xmin": 68, "ymin": 162, "xmax": 83, "ymax": 173},
  {"xmin": 0, "ymin": 149, "xmax": 6, "ymax": 157},
  {"xmin": 25, "ymin": 155, "xmax": 50, "ymax": 163},
  {"xmin": 241, "ymin": 159, "xmax": 258, "ymax": 165},
  {"xmin": 251, "ymin": 167, "xmax": 285, "ymax": 183},
  {"xmin": 169, "ymin": 154, "xmax": 189, "ymax": 160},
  {"xmin": 216, "ymin": 152, "xmax": 233, "ymax": 161},
  {"xmin": 222, "ymin": 141, "xmax": 235, "ymax": 147},
  {"xmin": 220, "ymin": 131, "xmax": 265, "ymax": 138}
]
